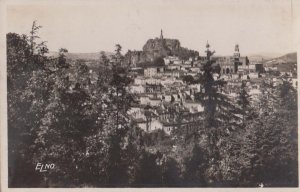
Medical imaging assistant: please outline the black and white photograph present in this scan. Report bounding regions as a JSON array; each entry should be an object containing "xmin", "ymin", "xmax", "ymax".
[{"xmin": 1, "ymin": 0, "xmax": 299, "ymax": 189}]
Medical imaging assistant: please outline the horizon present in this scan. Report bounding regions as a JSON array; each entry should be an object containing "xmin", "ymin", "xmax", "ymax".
[
  {"xmin": 7, "ymin": 0, "xmax": 297, "ymax": 56},
  {"xmin": 47, "ymin": 48, "xmax": 294, "ymax": 59}
]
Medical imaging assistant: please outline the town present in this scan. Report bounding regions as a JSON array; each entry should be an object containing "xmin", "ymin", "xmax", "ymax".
[
  {"xmin": 70, "ymin": 30, "xmax": 297, "ymax": 136},
  {"xmin": 6, "ymin": 1, "xmax": 298, "ymax": 188}
]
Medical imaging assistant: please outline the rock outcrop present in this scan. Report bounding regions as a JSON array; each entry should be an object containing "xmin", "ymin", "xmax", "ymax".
[{"xmin": 124, "ymin": 37, "xmax": 199, "ymax": 67}]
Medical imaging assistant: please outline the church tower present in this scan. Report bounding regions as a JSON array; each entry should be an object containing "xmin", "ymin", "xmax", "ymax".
[
  {"xmin": 160, "ymin": 29, "xmax": 163, "ymax": 40},
  {"xmin": 205, "ymin": 41, "xmax": 215, "ymax": 61},
  {"xmin": 234, "ymin": 44, "xmax": 240, "ymax": 58},
  {"xmin": 233, "ymin": 44, "xmax": 241, "ymax": 73}
]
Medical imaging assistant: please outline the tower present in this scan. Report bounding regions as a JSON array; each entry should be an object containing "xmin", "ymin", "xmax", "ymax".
[
  {"xmin": 234, "ymin": 44, "xmax": 240, "ymax": 58},
  {"xmin": 205, "ymin": 41, "xmax": 215, "ymax": 61},
  {"xmin": 160, "ymin": 29, "xmax": 163, "ymax": 40},
  {"xmin": 233, "ymin": 44, "xmax": 240, "ymax": 73},
  {"xmin": 206, "ymin": 40, "xmax": 210, "ymax": 50}
]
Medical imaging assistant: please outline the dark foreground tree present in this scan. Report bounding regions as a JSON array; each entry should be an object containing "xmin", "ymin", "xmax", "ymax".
[
  {"xmin": 191, "ymin": 42, "xmax": 240, "ymax": 185},
  {"xmin": 183, "ymin": 145, "xmax": 208, "ymax": 186},
  {"xmin": 237, "ymin": 80, "xmax": 251, "ymax": 123},
  {"xmin": 7, "ymin": 21, "xmax": 50, "ymax": 187},
  {"xmin": 161, "ymin": 156, "xmax": 182, "ymax": 187}
]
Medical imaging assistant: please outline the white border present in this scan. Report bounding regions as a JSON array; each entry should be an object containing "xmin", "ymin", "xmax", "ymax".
[{"xmin": 1, "ymin": 0, "xmax": 300, "ymax": 191}]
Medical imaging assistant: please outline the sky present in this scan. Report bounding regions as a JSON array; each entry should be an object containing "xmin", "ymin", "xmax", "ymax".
[{"xmin": 6, "ymin": 0, "xmax": 298, "ymax": 56}]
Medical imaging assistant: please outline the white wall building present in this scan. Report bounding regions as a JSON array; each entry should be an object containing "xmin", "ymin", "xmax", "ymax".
[
  {"xmin": 129, "ymin": 84, "xmax": 145, "ymax": 93},
  {"xmin": 144, "ymin": 67, "xmax": 158, "ymax": 77},
  {"xmin": 183, "ymin": 101, "xmax": 204, "ymax": 113}
]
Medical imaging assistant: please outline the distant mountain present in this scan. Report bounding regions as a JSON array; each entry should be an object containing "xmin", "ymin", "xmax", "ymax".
[
  {"xmin": 246, "ymin": 52, "xmax": 287, "ymax": 62},
  {"xmin": 248, "ymin": 52, "xmax": 284, "ymax": 59},
  {"xmin": 48, "ymin": 51, "xmax": 114, "ymax": 61},
  {"xmin": 277, "ymin": 52, "xmax": 297, "ymax": 63},
  {"xmin": 247, "ymin": 55, "xmax": 271, "ymax": 61},
  {"xmin": 264, "ymin": 52, "xmax": 297, "ymax": 66}
]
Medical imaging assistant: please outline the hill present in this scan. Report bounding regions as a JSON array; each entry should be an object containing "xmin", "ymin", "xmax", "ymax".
[
  {"xmin": 124, "ymin": 37, "xmax": 199, "ymax": 67},
  {"xmin": 277, "ymin": 52, "xmax": 297, "ymax": 63},
  {"xmin": 264, "ymin": 52, "xmax": 297, "ymax": 66}
]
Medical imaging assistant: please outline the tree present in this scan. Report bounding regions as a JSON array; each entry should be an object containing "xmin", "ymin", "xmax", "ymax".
[
  {"xmin": 100, "ymin": 51, "xmax": 109, "ymax": 66},
  {"xmin": 8, "ymin": 22, "xmax": 146, "ymax": 187},
  {"xmin": 153, "ymin": 57, "xmax": 165, "ymax": 66},
  {"xmin": 7, "ymin": 33, "xmax": 31, "ymax": 88},
  {"xmin": 161, "ymin": 157, "xmax": 182, "ymax": 186},
  {"xmin": 29, "ymin": 20, "xmax": 42, "ymax": 55},
  {"xmin": 221, "ymin": 76, "xmax": 298, "ymax": 187},
  {"xmin": 170, "ymin": 95, "xmax": 175, "ymax": 103},
  {"xmin": 182, "ymin": 75, "xmax": 195, "ymax": 84},
  {"xmin": 115, "ymin": 44, "xmax": 122, "ymax": 54},
  {"xmin": 58, "ymin": 48, "xmax": 69, "ymax": 68},
  {"xmin": 277, "ymin": 76, "xmax": 297, "ymax": 110},
  {"xmin": 192, "ymin": 42, "xmax": 240, "ymax": 185},
  {"xmin": 95, "ymin": 46, "xmax": 138, "ymax": 186},
  {"xmin": 183, "ymin": 145, "xmax": 208, "ymax": 186},
  {"xmin": 113, "ymin": 44, "xmax": 123, "ymax": 65},
  {"xmin": 134, "ymin": 151, "xmax": 163, "ymax": 186},
  {"xmin": 258, "ymin": 79, "xmax": 277, "ymax": 115},
  {"xmin": 32, "ymin": 46, "xmax": 94, "ymax": 186},
  {"xmin": 237, "ymin": 81, "xmax": 251, "ymax": 123},
  {"xmin": 241, "ymin": 109, "xmax": 298, "ymax": 187},
  {"xmin": 7, "ymin": 24, "xmax": 50, "ymax": 187}
]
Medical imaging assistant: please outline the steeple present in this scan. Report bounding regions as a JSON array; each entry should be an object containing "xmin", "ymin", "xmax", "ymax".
[
  {"xmin": 205, "ymin": 41, "xmax": 215, "ymax": 61},
  {"xmin": 160, "ymin": 29, "xmax": 163, "ymax": 39},
  {"xmin": 234, "ymin": 44, "xmax": 240, "ymax": 58},
  {"xmin": 235, "ymin": 44, "xmax": 239, "ymax": 52},
  {"xmin": 206, "ymin": 40, "xmax": 210, "ymax": 50}
]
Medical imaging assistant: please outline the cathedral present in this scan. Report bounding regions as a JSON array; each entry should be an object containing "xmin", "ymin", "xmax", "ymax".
[{"xmin": 215, "ymin": 44, "xmax": 249, "ymax": 75}]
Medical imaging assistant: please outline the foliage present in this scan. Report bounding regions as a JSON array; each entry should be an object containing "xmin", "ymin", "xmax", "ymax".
[
  {"xmin": 153, "ymin": 57, "xmax": 165, "ymax": 66},
  {"xmin": 183, "ymin": 145, "xmax": 208, "ymax": 186},
  {"xmin": 237, "ymin": 81, "xmax": 251, "ymax": 123},
  {"xmin": 7, "ymin": 24, "xmax": 50, "ymax": 186},
  {"xmin": 182, "ymin": 75, "xmax": 195, "ymax": 84},
  {"xmin": 7, "ymin": 22, "xmax": 298, "ymax": 187}
]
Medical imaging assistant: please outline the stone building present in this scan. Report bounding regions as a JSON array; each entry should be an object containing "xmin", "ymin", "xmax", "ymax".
[{"xmin": 215, "ymin": 44, "xmax": 250, "ymax": 75}]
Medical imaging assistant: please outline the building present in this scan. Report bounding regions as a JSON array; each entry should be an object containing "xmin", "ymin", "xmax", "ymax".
[
  {"xmin": 216, "ymin": 44, "xmax": 250, "ymax": 75},
  {"xmin": 145, "ymin": 83, "xmax": 163, "ymax": 93},
  {"xmin": 144, "ymin": 66, "xmax": 165, "ymax": 77}
]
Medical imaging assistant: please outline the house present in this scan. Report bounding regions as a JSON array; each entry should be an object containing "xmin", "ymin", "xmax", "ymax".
[
  {"xmin": 145, "ymin": 83, "xmax": 163, "ymax": 93},
  {"xmin": 249, "ymin": 73, "xmax": 259, "ymax": 79},
  {"xmin": 183, "ymin": 100, "xmax": 204, "ymax": 113},
  {"xmin": 148, "ymin": 119, "xmax": 163, "ymax": 132},
  {"xmin": 140, "ymin": 95, "xmax": 150, "ymax": 105},
  {"xmin": 164, "ymin": 70, "xmax": 182, "ymax": 78},
  {"xmin": 148, "ymin": 97, "xmax": 162, "ymax": 106},
  {"xmin": 144, "ymin": 66, "xmax": 165, "ymax": 77},
  {"xmin": 134, "ymin": 76, "xmax": 146, "ymax": 85},
  {"xmin": 129, "ymin": 84, "xmax": 145, "ymax": 93},
  {"xmin": 128, "ymin": 106, "xmax": 146, "ymax": 120},
  {"xmin": 184, "ymin": 60, "xmax": 192, "ymax": 65},
  {"xmin": 167, "ymin": 65, "xmax": 181, "ymax": 71},
  {"xmin": 162, "ymin": 123, "xmax": 173, "ymax": 134},
  {"xmin": 186, "ymin": 72, "xmax": 198, "ymax": 77},
  {"xmin": 134, "ymin": 118, "xmax": 147, "ymax": 131},
  {"xmin": 174, "ymin": 60, "xmax": 183, "ymax": 65},
  {"xmin": 161, "ymin": 77, "xmax": 176, "ymax": 85},
  {"xmin": 164, "ymin": 58, "xmax": 171, "ymax": 65},
  {"xmin": 188, "ymin": 84, "xmax": 201, "ymax": 92},
  {"xmin": 292, "ymin": 78, "xmax": 297, "ymax": 88},
  {"xmin": 190, "ymin": 67, "xmax": 201, "ymax": 73},
  {"xmin": 144, "ymin": 67, "xmax": 158, "ymax": 77},
  {"xmin": 164, "ymin": 94, "xmax": 172, "ymax": 102}
]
